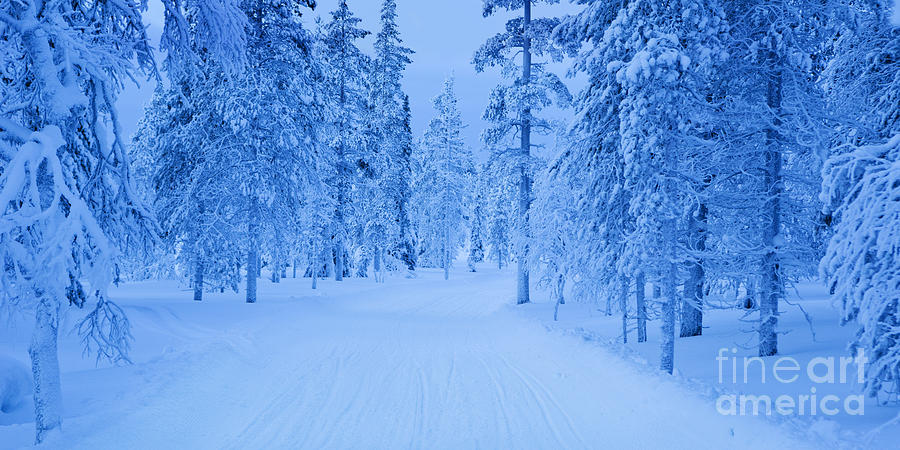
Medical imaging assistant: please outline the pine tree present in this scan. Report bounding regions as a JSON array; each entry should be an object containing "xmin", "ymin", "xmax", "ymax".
[
  {"xmin": 413, "ymin": 77, "xmax": 475, "ymax": 280},
  {"xmin": 138, "ymin": 8, "xmax": 255, "ymax": 300},
  {"xmin": 720, "ymin": 0, "xmax": 829, "ymax": 356},
  {"xmin": 365, "ymin": 0, "xmax": 414, "ymax": 280},
  {"xmin": 558, "ymin": 0, "xmax": 728, "ymax": 373},
  {"xmin": 397, "ymin": 95, "xmax": 417, "ymax": 271},
  {"xmin": 321, "ymin": 0, "xmax": 371, "ymax": 282},
  {"xmin": 821, "ymin": 1, "xmax": 900, "ymax": 398},
  {"xmin": 228, "ymin": 0, "xmax": 321, "ymax": 301},
  {"xmin": 618, "ymin": 0, "xmax": 727, "ymax": 373},
  {"xmin": 555, "ymin": 1, "xmax": 635, "ymax": 334},
  {"xmin": 468, "ymin": 186, "xmax": 487, "ymax": 272},
  {"xmin": 474, "ymin": 0, "xmax": 570, "ymax": 304},
  {"xmin": 138, "ymin": 81, "xmax": 244, "ymax": 302},
  {"xmin": 481, "ymin": 154, "xmax": 516, "ymax": 270},
  {"xmin": 822, "ymin": 135, "xmax": 900, "ymax": 399}
]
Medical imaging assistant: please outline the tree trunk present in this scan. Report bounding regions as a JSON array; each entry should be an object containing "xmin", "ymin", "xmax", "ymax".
[
  {"xmin": 335, "ymin": 240, "xmax": 344, "ymax": 281},
  {"xmin": 272, "ymin": 231, "xmax": 283, "ymax": 283},
  {"xmin": 443, "ymin": 245, "xmax": 450, "ymax": 280},
  {"xmin": 325, "ymin": 245, "xmax": 335, "ymax": 279},
  {"xmin": 373, "ymin": 246, "xmax": 382, "ymax": 282},
  {"xmin": 516, "ymin": 0, "xmax": 533, "ymax": 305},
  {"xmin": 759, "ymin": 47, "xmax": 784, "ymax": 357},
  {"xmin": 559, "ymin": 270, "xmax": 566, "ymax": 305},
  {"xmin": 660, "ymin": 269, "xmax": 677, "ymax": 374},
  {"xmin": 247, "ymin": 247, "xmax": 258, "ymax": 303},
  {"xmin": 742, "ymin": 282, "xmax": 757, "ymax": 309},
  {"xmin": 636, "ymin": 273, "xmax": 647, "ymax": 343},
  {"xmin": 660, "ymin": 210, "xmax": 679, "ymax": 374},
  {"xmin": 246, "ymin": 198, "xmax": 259, "ymax": 304},
  {"xmin": 553, "ymin": 274, "xmax": 565, "ymax": 321},
  {"xmin": 30, "ymin": 297, "xmax": 62, "ymax": 444},
  {"xmin": 621, "ymin": 277, "xmax": 629, "ymax": 344},
  {"xmin": 234, "ymin": 262, "xmax": 241, "ymax": 293},
  {"xmin": 293, "ymin": 259, "xmax": 297, "ymax": 279},
  {"xmin": 193, "ymin": 257, "xmax": 204, "ymax": 302},
  {"xmin": 681, "ymin": 201, "xmax": 707, "ymax": 337}
]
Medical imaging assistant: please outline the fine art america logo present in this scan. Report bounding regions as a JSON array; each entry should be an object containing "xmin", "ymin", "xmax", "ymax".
[{"xmin": 715, "ymin": 348, "xmax": 867, "ymax": 417}]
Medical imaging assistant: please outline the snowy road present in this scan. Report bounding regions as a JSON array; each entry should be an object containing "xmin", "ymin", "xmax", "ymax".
[{"xmin": 3, "ymin": 268, "xmax": 814, "ymax": 449}]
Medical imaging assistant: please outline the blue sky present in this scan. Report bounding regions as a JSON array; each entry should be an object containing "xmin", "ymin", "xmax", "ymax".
[{"xmin": 120, "ymin": 0, "xmax": 583, "ymax": 161}]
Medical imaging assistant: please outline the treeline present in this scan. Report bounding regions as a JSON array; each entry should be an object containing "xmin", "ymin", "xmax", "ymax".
[
  {"xmin": 519, "ymin": 0, "xmax": 899, "ymax": 397},
  {"xmin": 129, "ymin": 0, "xmax": 418, "ymax": 299}
]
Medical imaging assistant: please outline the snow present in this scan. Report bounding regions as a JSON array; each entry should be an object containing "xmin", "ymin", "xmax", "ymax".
[
  {"xmin": 0, "ymin": 266, "xmax": 831, "ymax": 448},
  {"xmin": 0, "ymin": 355, "xmax": 30, "ymax": 415},
  {"xmin": 523, "ymin": 282, "xmax": 900, "ymax": 448}
]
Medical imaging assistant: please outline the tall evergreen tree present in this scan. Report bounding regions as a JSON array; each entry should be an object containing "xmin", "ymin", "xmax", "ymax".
[
  {"xmin": 366, "ymin": 0, "xmax": 414, "ymax": 279},
  {"xmin": 821, "ymin": 0, "xmax": 900, "ymax": 398},
  {"xmin": 413, "ymin": 77, "xmax": 475, "ymax": 280},
  {"xmin": 557, "ymin": 0, "xmax": 728, "ymax": 373},
  {"xmin": 397, "ymin": 95, "xmax": 417, "ymax": 271},
  {"xmin": 481, "ymin": 154, "xmax": 516, "ymax": 271},
  {"xmin": 554, "ymin": 0, "xmax": 635, "ymax": 335},
  {"xmin": 474, "ymin": 0, "xmax": 570, "ymax": 304},
  {"xmin": 468, "ymin": 186, "xmax": 487, "ymax": 272},
  {"xmin": 229, "ymin": 0, "xmax": 321, "ymax": 302},
  {"xmin": 321, "ymin": 0, "xmax": 371, "ymax": 282},
  {"xmin": 720, "ymin": 0, "xmax": 829, "ymax": 356}
]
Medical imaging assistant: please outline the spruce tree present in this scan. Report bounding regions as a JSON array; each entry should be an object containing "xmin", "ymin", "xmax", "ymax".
[
  {"xmin": 321, "ymin": 0, "xmax": 371, "ymax": 281},
  {"xmin": 229, "ymin": 0, "xmax": 321, "ymax": 301},
  {"xmin": 413, "ymin": 77, "xmax": 475, "ymax": 280},
  {"xmin": 366, "ymin": 0, "xmax": 414, "ymax": 279}
]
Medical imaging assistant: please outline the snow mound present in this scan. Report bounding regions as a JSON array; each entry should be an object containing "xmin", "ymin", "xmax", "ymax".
[{"xmin": 0, "ymin": 355, "xmax": 31, "ymax": 414}]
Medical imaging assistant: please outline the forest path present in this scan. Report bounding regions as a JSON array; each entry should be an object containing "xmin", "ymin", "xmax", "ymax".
[{"xmin": 55, "ymin": 268, "xmax": 810, "ymax": 449}]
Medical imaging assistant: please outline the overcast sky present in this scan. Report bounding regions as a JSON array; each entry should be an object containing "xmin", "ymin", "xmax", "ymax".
[{"xmin": 120, "ymin": 0, "xmax": 584, "ymax": 161}]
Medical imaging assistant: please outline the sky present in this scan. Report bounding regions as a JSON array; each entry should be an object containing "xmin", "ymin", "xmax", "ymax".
[{"xmin": 120, "ymin": 0, "xmax": 584, "ymax": 161}]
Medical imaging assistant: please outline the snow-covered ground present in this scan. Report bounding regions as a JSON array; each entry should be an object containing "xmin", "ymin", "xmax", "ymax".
[
  {"xmin": 0, "ymin": 266, "xmax": 887, "ymax": 449},
  {"xmin": 522, "ymin": 282, "xmax": 900, "ymax": 448}
]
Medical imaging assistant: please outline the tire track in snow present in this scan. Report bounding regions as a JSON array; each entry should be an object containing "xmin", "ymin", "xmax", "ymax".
[
  {"xmin": 408, "ymin": 364, "xmax": 428, "ymax": 450},
  {"xmin": 72, "ymin": 269, "xmax": 818, "ymax": 450},
  {"xmin": 496, "ymin": 354, "xmax": 587, "ymax": 448},
  {"xmin": 474, "ymin": 353, "xmax": 513, "ymax": 441},
  {"xmin": 226, "ymin": 350, "xmax": 335, "ymax": 449}
]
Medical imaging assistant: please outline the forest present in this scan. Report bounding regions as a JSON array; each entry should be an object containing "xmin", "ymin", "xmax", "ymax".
[{"xmin": 1, "ymin": 0, "xmax": 899, "ymax": 447}]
